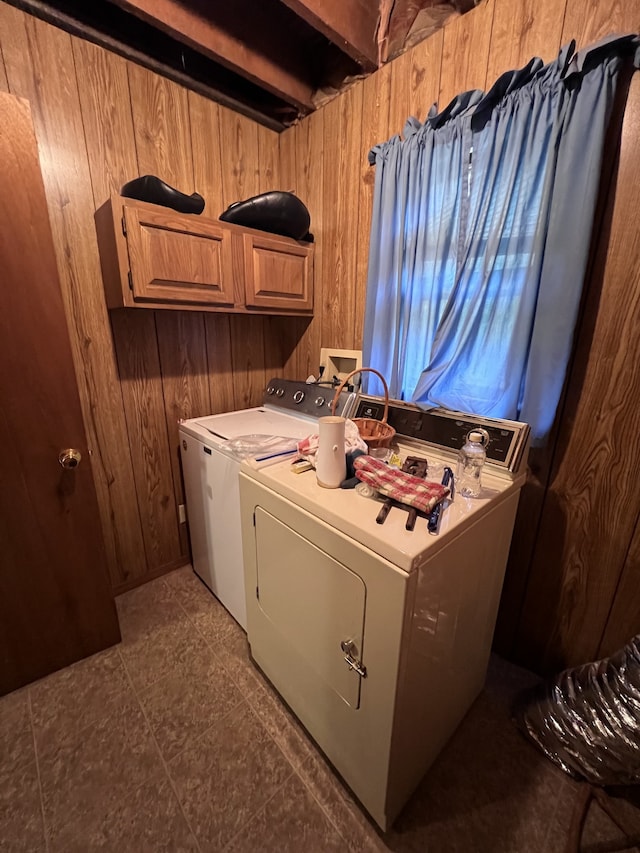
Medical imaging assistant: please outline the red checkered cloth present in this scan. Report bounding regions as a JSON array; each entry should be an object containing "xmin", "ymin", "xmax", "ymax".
[{"xmin": 353, "ymin": 455, "xmax": 449, "ymax": 513}]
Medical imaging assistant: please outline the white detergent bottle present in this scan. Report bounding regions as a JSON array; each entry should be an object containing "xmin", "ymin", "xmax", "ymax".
[{"xmin": 456, "ymin": 430, "xmax": 486, "ymax": 498}]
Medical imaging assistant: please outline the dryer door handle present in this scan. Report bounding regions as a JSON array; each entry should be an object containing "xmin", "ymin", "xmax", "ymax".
[{"xmin": 341, "ymin": 640, "xmax": 367, "ymax": 678}]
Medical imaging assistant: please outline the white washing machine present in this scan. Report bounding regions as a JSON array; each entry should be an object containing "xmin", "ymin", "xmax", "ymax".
[
  {"xmin": 239, "ymin": 398, "xmax": 530, "ymax": 829},
  {"xmin": 178, "ymin": 378, "xmax": 357, "ymax": 629}
]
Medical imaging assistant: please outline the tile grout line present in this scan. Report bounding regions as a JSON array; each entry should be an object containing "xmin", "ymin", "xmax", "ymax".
[
  {"xmin": 116, "ymin": 576, "xmax": 274, "ymax": 847},
  {"xmin": 237, "ymin": 696, "xmax": 361, "ymax": 849},
  {"xmin": 118, "ymin": 635, "xmax": 295, "ymax": 851},
  {"xmin": 137, "ymin": 571, "xmax": 359, "ymax": 846},
  {"xmin": 156, "ymin": 691, "xmax": 247, "ymax": 767},
  {"xmin": 163, "ymin": 574, "xmax": 328, "ymax": 847},
  {"xmin": 292, "ymin": 755, "xmax": 369, "ymax": 853},
  {"xmin": 115, "ymin": 645, "xmax": 205, "ymax": 853},
  {"xmin": 163, "ymin": 570, "xmax": 369, "ymax": 850},
  {"xmin": 27, "ymin": 689, "xmax": 51, "ymax": 853},
  {"xmin": 163, "ymin": 575, "xmax": 265, "ymax": 703},
  {"xmin": 220, "ymin": 766, "xmax": 297, "ymax": 853},
  {"xmin": 117, "ymin": 571, "xmax": 252, "ymax": 762}
]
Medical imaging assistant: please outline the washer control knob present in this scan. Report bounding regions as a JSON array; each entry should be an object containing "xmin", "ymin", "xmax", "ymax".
[
  {"xmin": 315, "ymin": 396, "xmax": 325, "ymax": 407},
  {"xmin": 275, "ymin": 387, "xmax": 285, "ymax": 398},
  {"xmin": 266, "ymin": 385, "xmax": 275, "ymax": 395},
  {"xmin": 293, "ymin": 390, "xmax": 305, "ymax": 404}
]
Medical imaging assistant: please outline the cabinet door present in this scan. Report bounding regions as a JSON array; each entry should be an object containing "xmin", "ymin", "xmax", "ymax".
[
  {"xmin": 243, "ymin": 232, "xmax": 313, "ymax": 311},
  {"xmin": 125, "ymin": 206, "xmax": 236, "ymax": 305}
]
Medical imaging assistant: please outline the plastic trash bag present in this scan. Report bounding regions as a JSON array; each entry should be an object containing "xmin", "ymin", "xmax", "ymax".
[
  {"xmin": 218, "ymin": 434, "xmax": 298, "ymax": 464},
  {"xmin": 515, "ymin": 635, "xmax": 640, "ymax": 785}
]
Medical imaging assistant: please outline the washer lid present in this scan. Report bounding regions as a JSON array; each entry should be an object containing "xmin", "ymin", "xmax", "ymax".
[{"xmin": 180, "ymin": 407, "xmax": 319, "ymax": 445}]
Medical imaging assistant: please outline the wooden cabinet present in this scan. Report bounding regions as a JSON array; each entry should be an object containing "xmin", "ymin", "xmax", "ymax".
[{"xmin": 95, "ymin": 196, "xmax": 314, "ymax": 315}]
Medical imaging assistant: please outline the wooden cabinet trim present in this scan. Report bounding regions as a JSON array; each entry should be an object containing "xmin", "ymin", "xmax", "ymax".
[
  {"xmin": 124, "ymin": 205, "xmax": 236, "ymax": 306},
  {"xmin": 243, "ymin": 231, "xmax": 314, "ymax": 312},
  {"xmin": 95, "ymin": 196, "xmax": 315, "ymax": 316}
]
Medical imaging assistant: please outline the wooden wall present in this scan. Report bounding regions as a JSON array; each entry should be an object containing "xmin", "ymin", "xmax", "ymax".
[
  {"xmin": 0, "ymin": 3, "xmax": 295, "ymax": 592},
  {"xmin": 1, "ymin": 0, "xmax": 639, "ymax": 670},
  {"xmin": 278, "ymin": 0, "xmax": 640, "ymax": 672}
]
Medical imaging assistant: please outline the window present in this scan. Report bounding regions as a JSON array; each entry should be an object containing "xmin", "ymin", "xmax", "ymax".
[{"xmin": 363, "ymin": 36, "xmax": 638, "ymax": 443}]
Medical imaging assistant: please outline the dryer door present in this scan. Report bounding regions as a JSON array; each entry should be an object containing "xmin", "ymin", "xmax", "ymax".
[{"xmin": 254, "ymin": 507, "xmax": 366, "ymax": 709}]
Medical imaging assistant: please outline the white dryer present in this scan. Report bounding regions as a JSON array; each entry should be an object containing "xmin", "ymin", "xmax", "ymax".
[
  {"xmin": 239, "ymin": 398, "xmax": 530, "ymax": 829},
  {"xmin": 178, "ymin": 378, "xmax": 357, "ymax": 629}
]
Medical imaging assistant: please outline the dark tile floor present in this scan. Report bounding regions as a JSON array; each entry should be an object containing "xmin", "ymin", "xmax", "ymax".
[{"xmin": 2, "ymin": 566, "xmax": 639, "ymax": 852}]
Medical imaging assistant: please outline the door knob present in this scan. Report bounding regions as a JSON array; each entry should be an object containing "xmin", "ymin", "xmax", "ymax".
[{"xmin": 58, "ymin": 448, "xmax": 82, "ymax": 469}]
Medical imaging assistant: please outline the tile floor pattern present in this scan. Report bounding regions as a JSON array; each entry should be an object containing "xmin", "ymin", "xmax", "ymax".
[{"xmin": 2, "ymin": 566, "xmax": 640, "ymax": 852}]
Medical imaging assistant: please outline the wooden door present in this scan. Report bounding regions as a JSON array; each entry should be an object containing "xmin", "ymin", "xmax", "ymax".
[{"xmin": 0, "ymin": 92, "xmax": 120, "ymax": 695}]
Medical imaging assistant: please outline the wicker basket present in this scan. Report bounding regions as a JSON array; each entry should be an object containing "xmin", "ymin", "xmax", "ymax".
[{"xmin": 331, "ymin": 367, "xmax": 396, "ymax": 449}]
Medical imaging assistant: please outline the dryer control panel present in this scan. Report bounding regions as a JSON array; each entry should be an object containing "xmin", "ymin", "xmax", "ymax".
[{"xmin": 355, "ymin": 397, "xmax": 530, "ymax": 474}]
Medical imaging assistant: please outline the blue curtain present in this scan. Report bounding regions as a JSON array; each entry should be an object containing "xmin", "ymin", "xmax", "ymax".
[{"xmin": 363, "ymin": 35, "xmax": 639, "ymax": 443}]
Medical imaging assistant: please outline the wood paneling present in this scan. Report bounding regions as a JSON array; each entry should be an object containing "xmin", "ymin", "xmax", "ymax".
[
  {"xmin": 189, "ymin": 92, "xmax": 225, "ymax": 217},
  {"xmin": 597, "ymin": 68, "xmax": 640, "ymax": 658},
  {"xmin": 321, "ymin": 84, "xmax": 363, "ymax": 350},
  {"xmin": 257, "ymin": 124, "xmax": 281, "ymax": 193},
  {"xmin": 0, "ymin": 2, "xmax": 291, "ymax": 591},
  {"xmin": 189, "ymin": 96, "xmax": 242, "ymax": 414},
  {"xmin": 284, "ymin": 111, "xmax": 325, "ymax": 380},
  {"xmin": 388, "ymin": 50, "xmax": 412, "ymax": 136},
  {"xmin": 111, "ymin": 310, "xmax": 182, "ymax": 569},
  {"xmin": 218, "ymin": 106, "xmax": 269, "ymax": 407},
  {"xmin": 603, "ymin": 512, "xmax": 640, "ymax": 655},
  {"xmin": 156, "ymin": 310, "xmax": 211, "ymax": 554},
  {"xmin": 355, "ymin": 63, "xmax": 393, "ymax": 351},
  {"xmin": 516, "ymin": 99, "xmax": 640, "ymax": 668},
  {"xmin": 218, "ymin": 107, "xmax": 261, "ymax": 208},
  {"xmin": 128, "ymin": 63, "xmax": 194, "ymax": 191},
  {"xmin": 230, "ymin": 316, "xmax": 267, "ymax": 410},
  {"xmin": 204, "ymin": 314, "xmax": 236, "ymax": 414},
  {"xmin": 72, "ymin": 38, "xmax": 138, "ymax": 206},
  {"xmin": 261, "ymin": 112, "xmax": 307, "ymax": 381},
  {"xmin": 485, "ymin": 0, "xmax": 565, "ymax": 84},
  {"xmin": 126, "ymin": 64, "xmax": 197, "ymax": 568},
  {"xmin": 0, "ymin": 44, "xmax": 7, "ymax": 90},
  {"xmin": 515, "ymin": 62, "xmax": 640, "ymax": 669},
  {"xmin": 439, "ymin": 0, "xmax": 495, "ymax": 108},
  {"xmin": 408, "ymin": 27, "xmax": 444, "ymax": 124},
  {"xmin": 562, "ymin": 0, "xmax": 634, "ymax": 49},
  {"xmin": 0, "ymin": 5, "xmax": 147, "ymax": 590},
  {"xmin": 278, "ymin": 124, "xmax": 298, "ymax": 193}
]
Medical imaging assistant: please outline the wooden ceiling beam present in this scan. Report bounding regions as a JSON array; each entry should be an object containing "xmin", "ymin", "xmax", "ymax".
[
  {"xmin": 109, "ymin": 0, "xmax": 315, "ymax": 109},
  {"xmin": 278, "ymin": 0, "xmax": 379, "ymax": 70}
]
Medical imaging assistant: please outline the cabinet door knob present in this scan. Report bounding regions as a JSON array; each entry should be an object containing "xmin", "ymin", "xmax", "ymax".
[{"xmin": 58, "ymin": 448, "xmax": 82, "ymax": 469}]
